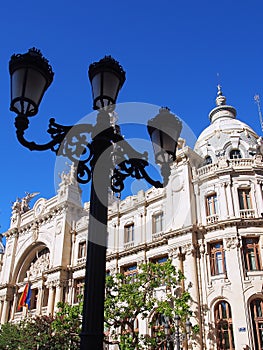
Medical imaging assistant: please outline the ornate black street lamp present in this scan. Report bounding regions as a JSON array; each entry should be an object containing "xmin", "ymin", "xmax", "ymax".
[
  {"xmin": 9, "ymin": 48, "xmax": 182, "ymax": 350},
  {"xmin": 165, "ymin": 315, "xmax": 192, "ymax": 350}
]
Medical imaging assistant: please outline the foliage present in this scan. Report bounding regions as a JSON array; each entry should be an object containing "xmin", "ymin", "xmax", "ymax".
[
  {"xmin": 0, "ymin": 260, "xmax": 195, "ymax": 349},
  {"xmin": 104, "ymin": 259, "xmax": 194, "ymax": 350},
  {"xmin": 0, "ymin": 302, "xmax": 82, "ymax": 350}
]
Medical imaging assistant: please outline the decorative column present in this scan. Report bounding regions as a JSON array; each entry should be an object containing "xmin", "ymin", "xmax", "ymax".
[
  {"xmin": 47, "ymin": 283, "xmax": 55, "ymax": 315},
  {"xmin": 0, "ymin": 297, "xmax": 4, "ymax": 322},
  {"xmin": 67, "ymin": 278, "xmax": 73, "ymax": 304},
  {"xmin": 36, "ymin": 286, "xmax": 43, "ymax": 315},
  {"xmin": 220, "ymin": 181, "xmax": 229, "ymax": 218},
  {"xmin": 1, "ymin": 299, "xmax": 10, "ymax": 324},
  {"xmin": 183, "ymin": 243, "xmax": 199, "ymax": 299},
  {"xmin": 193, "ymin": 184, "xmax": 202, "ymax": 225},
  {"xmin": 54, "ymin": 281, "xmax": 64, "ymax": 310},
  {"xmin": 10, "ymin": 287, "xmax": 18, "ymax": 320},
  {"xmin": 256, "ymin": 180, "xmax": 263, "ymax": 216}
]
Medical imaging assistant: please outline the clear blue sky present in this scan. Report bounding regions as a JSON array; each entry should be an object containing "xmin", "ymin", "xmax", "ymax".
[{"xmin": 1, "ymin": 0, "xmax": 263, "ymax": 233}]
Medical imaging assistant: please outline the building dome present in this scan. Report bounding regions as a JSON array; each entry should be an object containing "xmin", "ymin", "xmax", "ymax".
[{"xmin": 194, "ymin": 85, "xmax": 259, "ymax": 163}]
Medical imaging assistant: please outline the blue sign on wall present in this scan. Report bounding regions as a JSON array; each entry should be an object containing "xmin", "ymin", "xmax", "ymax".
[{"xmin": 238, "ymin": 327, "xmax": 246, "ymax": 332}]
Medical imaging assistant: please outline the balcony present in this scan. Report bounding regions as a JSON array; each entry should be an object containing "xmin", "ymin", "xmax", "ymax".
[
  {"xmin": 77, "ymin": 256, "xmax": 86, "ymax": 264},
  {"xmin": 240, "ymin": 209, "xmax": 255, "ymax": 219},
  {"xmin": 123, "ymin": 241, "xmax": 134, "ymax": 250},
  {"xmin": 152, "ymin": 231, "xmax": 163, "ymax": 240},
  {"xmin": 196, "ymin": 158, "xmax": 261, "ymax": 178},
  {"xmin": 206, "ymin": 214, "xmax": 219, "ymax": 224}
]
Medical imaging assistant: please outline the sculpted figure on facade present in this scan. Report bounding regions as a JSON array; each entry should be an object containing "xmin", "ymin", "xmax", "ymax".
[
  {"xmin": 59, "ymin": 163, "xmax": 77, "ymax": 186},
  {"xmin": 11, "ymin": 192, "xmax": 39, "ymax": 224},
  {"xmin": 256, "ymin": 136, "xmax": 263, "ymax": 156}
]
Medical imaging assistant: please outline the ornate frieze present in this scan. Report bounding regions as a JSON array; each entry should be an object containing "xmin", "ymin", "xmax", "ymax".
[
  {"xmin": 28, "ymin": 251, "xmax": 50, "ymax": 279},
  {"xmin": 225, "ymin": 236, "xmax": 240, "ymax": 250}
]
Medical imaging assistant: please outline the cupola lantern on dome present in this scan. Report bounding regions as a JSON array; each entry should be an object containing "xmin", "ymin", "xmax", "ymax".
[{"xmin": 209, "ymin": 85, "xmax": 237, "ymax": 123}]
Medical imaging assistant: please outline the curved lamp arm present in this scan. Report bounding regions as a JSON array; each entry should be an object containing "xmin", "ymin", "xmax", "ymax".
[
  {"xmin": 15, "ymin": 115, "xmax": 93, "ymax": 153},
  {"xmin": 14, "ymin": 113, "xmax": 165, "ymax": 190}
]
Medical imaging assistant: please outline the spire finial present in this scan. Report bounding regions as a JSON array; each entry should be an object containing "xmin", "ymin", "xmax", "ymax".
[
  {"xmin": 217, "ymin": 84, "xmax": 222, "ymax": 96},
  {"xmin": 216, "ymin": 84, "xmax": 226, "ymax": 106}
]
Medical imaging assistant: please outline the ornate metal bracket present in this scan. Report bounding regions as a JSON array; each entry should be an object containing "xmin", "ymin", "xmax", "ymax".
[{"xmin": 14, "ymin": 112, "xmax": 165, "ymax": 190}]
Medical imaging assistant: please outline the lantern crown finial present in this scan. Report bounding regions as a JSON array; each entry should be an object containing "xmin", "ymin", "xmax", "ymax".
[{"xmin": 9, "ymin": 47, "xmax": 54, "ymax": 83}]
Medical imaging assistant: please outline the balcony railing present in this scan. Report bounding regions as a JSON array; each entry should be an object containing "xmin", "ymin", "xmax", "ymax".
[
  {"xmin": 196, "ymin": 158, "xmax": 261, "ymax": 177},
  {"xmin": 77, "ymin": 256, "xmax": 86, "ymax": 264},
  {"xmin": 240, "ymin": 209, "xmax": 255, "ymax": 219},
  {"xmin": 123, "ymin": 241, "xmax": 134, "ymax": 250},
  {"xmin": 206, "ymin": 214, "xmax": 219, "ymax": 224},
  {"xmin": 152, "ymin": 231, "xmax": 163, "ymax": 240}
]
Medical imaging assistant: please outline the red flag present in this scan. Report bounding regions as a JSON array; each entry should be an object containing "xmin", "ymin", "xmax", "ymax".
[{"xmin": 17, "ymin": 283, "xmax": 29, "ymax": 311}]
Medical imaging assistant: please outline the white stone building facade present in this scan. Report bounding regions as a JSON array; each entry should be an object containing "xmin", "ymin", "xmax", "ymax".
[{"xmin": 0, "ymin": 87, "xmax": 263, "ymax": 349}]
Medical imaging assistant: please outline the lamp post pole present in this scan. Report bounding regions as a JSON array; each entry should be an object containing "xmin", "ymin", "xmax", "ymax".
[
  {"xmin": 9, "ymin": 48, "xmax": 182, "ymax": 350},
  {"xmin": 165, "ymin": 315, "xmax": 192, "ymax": 350},
  {"xmin": 79, "ymin": 114, "xmax": 112, "ymax": 349},
  {"xmin": 80, "ymin": 172, "xmax": 109, "ymax": 349}
]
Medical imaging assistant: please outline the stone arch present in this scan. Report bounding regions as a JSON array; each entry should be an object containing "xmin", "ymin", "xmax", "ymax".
[
  {"xmin": 12, "ymin": 242, "xmax": 50, "ymax": 284},
  {"xmin": 224, "ymin": 139, "xmax": 249, "ymax": 159}
]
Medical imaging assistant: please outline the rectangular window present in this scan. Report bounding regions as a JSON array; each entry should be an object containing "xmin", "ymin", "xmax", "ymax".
[
  {"xmin": 42, "ymin": 287, "xmax": 49, "ymax": 307},
  {"xmin": 31, "ymin": 288, "xmax": 38, "ymax": 310},
  {"xmin": 74, "ymin": 278, "xmax": 85, "ymax": 303},
  {"xmin": 150, "ymin": 255, "xmax": 168, "ymax": 265},
  {"xmin": 210, "ymin": 241, "xmax": 226, "ymax": 276},
  {"xmin": 78, "ymin": 241, "xmax": 86, "ymax": 259},
  {"xmin": 206, "ymin": 193, "xmax": 218, "ymax": 216},
  {"xmin": 152, "ymin": 212, "xmax": 164, "ymax": 234},
  {"xmin": 124, "ymin": 224, "xmax": 134, "ymax": 243},
  {"xmin": 122, "ymin": 264, "xmax": 138, "ymax": 283},
  {"xmin": 243, "ymin": 237, "xmax": 262, "ymax": 271},
  {"xmin": 238, "ymin": 189, "xmax": 252, "ymax": 210}
]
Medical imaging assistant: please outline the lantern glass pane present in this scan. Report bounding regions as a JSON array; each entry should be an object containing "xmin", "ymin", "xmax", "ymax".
[
  {"xmin": 91, "ymin": 73, "xmax": 101, "ymax": 103},
  {"xmin": 25, "ymin": 69, "xmax": 46, "ymax": 106},
  {"xmin": 150, "ymin": 129, "xmax": 170, "ymax": 164},
  {"xmin": 11, "ymin": 69, "xmax": 26, "ymax": 102},
  {"xmin": 151, "ymin": 129, "xmax": 161, "ymax": 156},
  {"xmin": 103, "ymin": 72, "xmax": 119, "ymax": 102},
  {"xmin": 161, "ymin": 132, "xmax": 176, "ymax": 154}
]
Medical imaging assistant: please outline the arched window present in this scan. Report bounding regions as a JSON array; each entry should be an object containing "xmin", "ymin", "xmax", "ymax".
[
  {"xmin": 229, "ymin": 149, "xmax": 242, "ymax": 159},
  {"xmin": 250, "ymin": 298, "xmax": 263, "ymax": 349},
  {"xmin": 214, "ymin": 301, "xmax": 235, "ymax": 349},
  {"xmin": 205, "ymin": 155, "xmax": 213, "ymax": 165}
]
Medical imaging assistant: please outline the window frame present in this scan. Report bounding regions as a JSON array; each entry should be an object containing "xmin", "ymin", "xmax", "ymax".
[
  {"xmin": 238, "ymin": 188, "xmax": 252, "ymax": 210},
  {"xmin": 152, "ymin": 211, "xmax": 164, "ymax": 234},
  {"xmin": 242, "ymin": 237, "xmax": 262, "ymax": 272},
  {"xmin": 250, "ymin": 298, "xmax": 263, "ymax": 350},
  {"xmin": 229, "ymin": 149, "xmax": 242, "ymax": 159},
  {"xmin": 124, "ymin": 223, "xmax": 134, "ymax": 243},
  {"xmin": 150, "ymin": 255, "xmax": 168, "ymax": 265},
  {"xmin": 74, "ymin": 277, "xmax": 85, "ymax": 303},
  {"xmin": 206, "ymin": 193, "xmax": 218, "ymax": 217},
  {"xmin": 205, "ymin": 155, "xmax": 213, "ymax": 165},
  {"xmin": 210, "ymin": 241, "xmax": 226, "ymax": 276},
  {"xmin": 214, "ymin": 300, "xmax": 235, "ymax": 350},
  {"xmin": 122, "ymin": 263, "xmax": 138, "ymax": 283},
  {"xmin": 78, "ymin": 240, "xmax": 87, "ymax": 259}
]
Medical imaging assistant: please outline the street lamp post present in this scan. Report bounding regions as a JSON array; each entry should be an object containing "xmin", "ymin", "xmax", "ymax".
[
  {"xmin": 9, "ymin": 48, "xmax": 182, "ymax": 350},
  {"xmin": 164, "ymin": 315, "xmax": 192, "ymax": 350}
]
